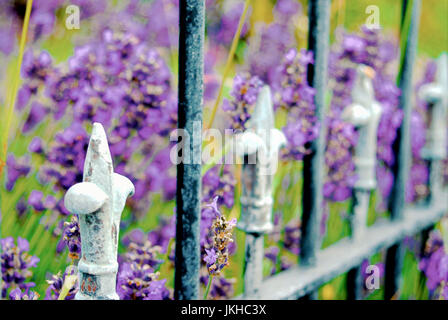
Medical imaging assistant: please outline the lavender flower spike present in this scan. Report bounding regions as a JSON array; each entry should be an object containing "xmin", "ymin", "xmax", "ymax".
[{"xmin": 64, "ymin": 123, "xmax": 134, "ymax": 300}]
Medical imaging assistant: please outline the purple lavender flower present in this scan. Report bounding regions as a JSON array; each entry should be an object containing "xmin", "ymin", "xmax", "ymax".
[
  {"xmin": 144, "ymin": 0, "xmax": 179, "ymax": 48},
  {"xmin": 42, "ymin": 122, "xmax": 89, "ymax": 195},
  {"xmin": 326, "ymin": 27, "xmax": 401, "ymax": 203},
  {"xmin": 117, "ymin": 227, "xmax": 170, "ymax": 300},
  {"xmin": 283, "ymin": 218, "xmax": 301, "ymax": 256},
  {"xmin": 45, "ymin": 267, "xmax": 78, "ymax": 300},
  {"xmin": 419, "ymin": 230, "xmax": 448, "ymax": 299},
  {"xmin": 117, "ymin": 262, "xmax": 170, "ymax": 300},
  {"xmin": 36, "ymin": 28, "xmax": 177, "ymax": 218},
  {"xmin": 274, "ymin": 0, "xmax": 301, "ymax": 18},
  {"xmin": 63, "ymin": 216, "xmax": 81, "ymax": 261},
  {"xmin": 71, "ymin": 0, "xmax": 107, "ymax": 19},
  {"xmin": 23, "ymin": 101, "xmax": 48, "ymax": 133},
  {"xmin": 208, "ymin": 2, "xmax": 250, "ymax": 46},
  {"xmin": 0, "ymin": 1, "xmax": 69, "ymax": 54},
  {"xmin": 265, "ymin": 246, "xmax": 280, "ymax": 275},
  {"xmin": 124, "ymin": 240, "xmax": 164, "ymax": 269},
  {"xmin": 16, "ymin": 197, "xmax": 28, "ymax": 218},
  {"xmin": 202, "ymin": 197, "xmax": 237, "ymax": 276},
  {"xmin": 28, "ymin": 137, "xmax": 43, "ymax": 154},
  {"xmin": 202, "ymin": 165, "xmax": 236, "ymax": 209},
  {"xmin": 273, "ymin": 48, "xmax": 319, "ymax": 160},
  {"xmin": 5, "ymin": 154, "xmax": 30, "ymax": 191},
  {"xmin": 17, "ymin": 50, "xmax": 55, "ymax": 111},
  {"xmin": 148, "ymin": 215, "xmax": 176, "ymax": 255},
  {"xmin": 245, "ymin": 1, "xmax": 300, "ymax": 84},
  {"xmin": 28, "ymin": 190, "xmax": 45, "ymax": 211},
  {"xmin": 223, "ymin": 73, "xmax": 264, "ymax": 130},
  {"xmin": 9, "ymin": 287, "xmax": 39, "ymax": 300},
  {"xmin": 1, "ymin": 237, "xmax": 39, "ymax": 298}
]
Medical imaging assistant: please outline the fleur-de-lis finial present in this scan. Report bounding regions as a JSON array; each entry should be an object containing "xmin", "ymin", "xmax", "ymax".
[
  {"xmin": 64, "ymin": 122, "xmax": 134, "ymax": 300},
  {"xmin": 235, "ymin": 86, "xmax": 286, "ymax": 234},
  {"xmin": 342, "ymin": 64, "xmax": 383, "ymax": 190},
  {"xmin": 233, "ymin": 85, "xmax": 286, "ymax": 299},
  {"xmin": 420, "ymin": 53, "xmax": 448, "ymax": 160}
]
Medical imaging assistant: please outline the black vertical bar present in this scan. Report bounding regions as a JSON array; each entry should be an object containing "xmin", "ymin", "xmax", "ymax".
[
  {"xmin": 385, "ymin": 243, "xmax": 405, "ymax": 299},
  {"xmin": 347, "ymin": 267, "xmax": 363, "ymax": 300},
  {"xmin": 175, "ymin": 0, "xmax": 205, "ymax": 300},
  {"xmin": 299, "ymin": 0, "xmax": 331, "ymax": 301},
  {"xmin": 300, "ymin": 0, "xmax": 331, "ymax": 267},
  {"xmin": 385, "ymin": 0, "xmax": 421, "ymax": 300}
]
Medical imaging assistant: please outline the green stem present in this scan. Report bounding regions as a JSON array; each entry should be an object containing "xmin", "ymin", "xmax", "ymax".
[
  {"xmin": 0, "ymin": 0, "xmax": 33, "ymax": 177},
  {"xmin": 205, "ymin": 0, "xmax": 251, "ymax": 130},
  {"xmin": 203, "ymin": 275, "xmax": 214, "ymax": 300}
]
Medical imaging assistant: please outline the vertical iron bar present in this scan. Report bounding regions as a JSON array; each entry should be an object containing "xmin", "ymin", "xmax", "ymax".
[
  {"xmin": 385, "ymin": 0, "xmax": 421, "ymax": 300},
  {"xmin": 346, "ymin": 190, "xmax": 370, "ymax": 300},
  {"xmin": 347, "ymin": 266, "xmax": 363, "ymax": 300},
  {"xmin": 389, "ymin": 0, "xmax": 421, "ymax": 221},
  {"xmin": 385, "ymin": 243, "xmax": 405, "ymax": 299},
  {"xmin": 243, "ymin": 234, "xmax": 264, "ymax": 298},
  {"xmin": 299, "ymin": 0, "xmax": 331, "ymax": 300},
  {"xmin": 175, "ymin": 0, "xmax": 205, "ymax": 300},
  {"xmin": 300, "ymin": 0, "xmax": 331, "ymax": 267}
]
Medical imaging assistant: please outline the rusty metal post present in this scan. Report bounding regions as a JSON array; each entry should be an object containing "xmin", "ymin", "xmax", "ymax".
[
  {"xmin": 236, "ymin": 86, "xmax": 286, "ymax": 298},
  {"xmin": 64, "ymin": 123, "xmax": 135, "ymax": 300},
  {"xmin": 175, "ymin": 0, "xmax": 205, "ymax": 300}
]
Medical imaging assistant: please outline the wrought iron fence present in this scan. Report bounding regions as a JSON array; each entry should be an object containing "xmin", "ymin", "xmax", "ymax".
[{"xmin": 59, "ymin": 0, "xmax": 447, "ymax": 300}]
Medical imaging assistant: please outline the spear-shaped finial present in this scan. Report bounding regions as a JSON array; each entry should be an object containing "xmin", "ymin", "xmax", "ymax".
[{"xmin": 64, "ymin": 122, "xmax": 134, "ymax": 300}]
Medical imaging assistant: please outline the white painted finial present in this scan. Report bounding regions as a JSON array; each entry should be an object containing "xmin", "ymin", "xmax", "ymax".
[
  {"xmin": 342, "ymin": 65, "xmax": 383, "ymax": 190},
  {"xmin": 236, "ymin": 85, "xmax": 286, "ymax": 234},
  {"xmin": 420, "ymin": 53, "xmax": 448, "ymax": 160},
  {"xmin": 64, "ymin": 122, "xmax": 134, "ymax": 300}
]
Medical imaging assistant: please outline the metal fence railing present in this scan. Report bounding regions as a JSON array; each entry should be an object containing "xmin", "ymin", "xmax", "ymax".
[{"xmin": 62, "ymin": 0, "xmax": 447, "ymax": 300}]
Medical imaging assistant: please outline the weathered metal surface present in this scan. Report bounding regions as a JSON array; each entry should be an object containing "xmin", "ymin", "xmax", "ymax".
[
  {"xmin": 420, "ymin": 53, "xmax": 448, "ymax": 203},
  {"xmin": 349, "ymin": 190, "xmax": 371, "ymax": 242},
  {"xmin": 420, "ymin": 53, "xmax": 448, "ymax": 161},
  {"xmin": 175, "ymin": 0, "xmax": 205, "ymax": 300},
  {"xmin": 343, "ymin": 65, "xmax": 383, "ymax": 299},
  {"xmin": 242, "ymin": 234, "xmax": 264, "ymax": 299},
  {"xmin": 64, "ymin": 123, "xmax": 135, "ymax": 300},
  {"xmin": 235, "ymin": 187, "xmax": 447, "ymax": 300},
  {"xmin": 300, "ymin": 0, "xmax": 331, "ymax": 269},
  {"xmin": 390, "ymin": 0, "xmax": 422, "ymax": 221},
  {"xmin": 237, "ymin": 86, "xmax": 286, "ymax": 234},
  {"xmin": 236, "ymin": 86, "xmax": 286, "ymax": 298},
  {"xmin": 342, "ymin": 65, "xmax": 383, "ymax": 192},
  {"xmin": 386, "ymin": 0, "xmax": 422, "ymax": 300}
]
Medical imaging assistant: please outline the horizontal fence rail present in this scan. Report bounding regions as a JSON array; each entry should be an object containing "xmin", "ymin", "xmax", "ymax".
[{"xmin": 236, "ymin": 189, "xmax": 448, "ymax": 299}]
